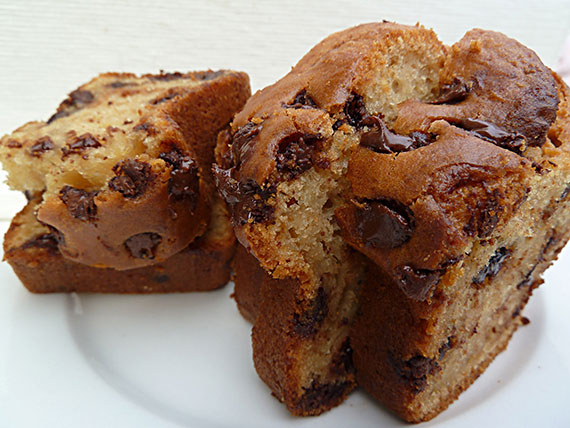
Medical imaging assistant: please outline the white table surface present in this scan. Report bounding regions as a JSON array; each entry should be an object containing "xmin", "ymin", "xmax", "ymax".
[{"xmin": 0, "ymin": 1, "xmax": 569, "ymax": 427}]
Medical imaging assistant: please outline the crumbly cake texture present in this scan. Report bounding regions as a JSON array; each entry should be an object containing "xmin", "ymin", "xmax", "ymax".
[
  {"xmin": 4, "ymin": 193, "xmax": 235, "ymax": 293},
  {"xmin": 216, "ymin": 22, "xmax": 570, "ymax": 421},
  {"xmin": 0, "ymin": 70, "xmax": 250, "ymax": 270}
]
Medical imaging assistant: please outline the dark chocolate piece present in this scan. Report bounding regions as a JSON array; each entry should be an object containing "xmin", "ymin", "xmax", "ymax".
[
  {"xmin": 159, "ymin": 149, "xmax": 199, "ymax": 205},
  {"xmin": 560, "ymin": 183, "xmax": 570, "ymax": 201},
  {"xmin": 464, "ymin": 188, "xmax": 503, "ymax": 238},
  {"xmin": 133, "ymin": 122, "xmax": 157, "ymax": 135},
  {"xmin": 30, "ymin": 136, "xmax": 55, "ymax": 157},
  {"xmin": 62, "ymin": 133, "xmax": 101, "ymax": 158},
  {"xmin": 293, "ymin": 287, "xmax": 328, "ymax": 338},
  {"xmin": 153, "ymin": 274, "xmax": 170, "ymax": 284},
  {"xmin": 47, "ymin": 89, "xmax": 95, "ymax": 124},
  {"xmin": 431, "ymin": 77, "xmax": 470, "ymax": 104},
  {"xmin": 149, "ymin": 91, "xmax": 181, "ymax": 105},
  {"xmin": 213, "ymin": 165, "xmax": 275, "ymax": 225},
  {"xmin": 231, "ymin": 122, "xmax": 262, "ymax": 167},
  {"xmin": 124, "ymin": 232, "xmax": 162, "ymax": 259},
  {"xmin": 438, "ymin": 336, "xmax": 456, "ymax": 360},
  {"xmin": 276, "ymin": 132, "xmax": 323, "ymax": 179},
  {"xmin": 360, "ymin": 116, "xmax": 435, "ymax": 154},
  {"xmin": 194, "ymin": 70, "xmax": 225, "ymax": 81},
  {"xmin": 59, "ymin": 186, "xmax": 98, "ymax": 221},
  {"xmin": 109, "ymin": 160, "xmax": 153, "ymax": 198},
  {"xmin": 297, "ymin": 380, "xmax": 352, "ymax": 413},
  {"xmin": 108, "ymin": 81, "xmax": 135, "ymax": 89},
  {"xmin": 330, "ymin": 338, "xmax": 355, "ymax": 376},
  {"xmin": 344, "ymin": 93, "xmax": 372, "ymax": 127},
  {"xmin": 472, "ymin": 246, "xmax": 511, "ymax": 285},
  {"xmin": 283, "ymin": 89, "xmax": 318, "ymax": 109},
  {"xmin": 390, "ymin": 353, "xmax": 440, "ymax": 393},
  {"xmin": 149, "ymin": 72, "xmax": 184, "ymax": 82},
  {"xmin": 396, "ymin": 265, "xmax": 440, "ymax": 301},
  {"xmin": 352, "ymin": 199, "xmax": 414, "ymax": 249},
  {"xmin": 21, "ymin": 233, "xmax": 59, "ymax": 254},
  {"xmin": 5, "ymin": 140, "xmax": 22, "ymax": 148},
  {"xmin": 457, "ymin": 118, "xmax": 526, "ymax": 153}
]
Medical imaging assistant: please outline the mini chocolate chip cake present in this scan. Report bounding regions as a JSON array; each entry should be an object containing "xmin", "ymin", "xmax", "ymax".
[
  {"xmin": 0, "ymin": 70, "xmax": 250, "ymax": 270},
  {"xmin": 4, "ymin": 192, "xmax": 235, "ymax": 293},
  {"xmin": 216, "ymin": 22, "xmax": 570, "ymax": 421}
]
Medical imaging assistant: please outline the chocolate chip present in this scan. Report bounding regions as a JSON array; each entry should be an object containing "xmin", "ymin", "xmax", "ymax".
[
  {"xmin": 108, "ymin": 81, "xmax": 135, "ymax": 88},
  {"xmin": 560, "ymin": 183, "xmax": 570, "ymax": 201},
  {"xmin": 517, "ymin": 263, "xmax": 538, "ymax": 289},
  {"xmin": 30, "ymin": 136, "xmax": 55, "ymax": 157},
  {"xmin": 153, "ymin": 274, "xmax": 170, "ymax": 283},
  {"xmin": 456, "ymin": 118, "xmax": 526, "ymax": 153},
  {"xmin": 283, "ymin": 89, "xmax": 318, "ymax": 109},
  {"xmin": 276, "ymin": 132, "xmax": 323, "ymax": 179},
  {"xmin": 350, "ymin": 199, "xmax": 414, "ymax": 249},
  {"xmin": 149, "ymin": 72, "xmax": 184, "ymax": 82},
  {"xmin": 124, "ymin": 232, "xmax": 162, "ymax": 259},
  {"xmin": 472, "ymin": 246, "xmax": 511, "ymax": 286},
  {"xmin": 231, "ymin": 122, "xmax": 262, "ymax": 167},
  {"xmin": 133, "ymin": 122, "xmax": 156, "ymax": 135},
  {"xmin": 521, "ymin": 316, "xmax": 530, "ymax": 325},
  {"xmin": 330, "ymin": 338, "xmax": 355, "ymax": 376},
  {"xmin": 438, "ymin": 336, "xmax": 456, "ymax": 360},
  {"xmin": 344, "ymin": 93, "xmax": 372, "ymax": 127},
  {"xmin": 194, "ymin": 70, "xmax": 225, "ymax": 81},
  {"xmin": 464, "ymin": 188, "xmax": 503, "ymax": 238},
  {"xmin": 149, "ymin": 91, "xmax": 181, "ymax": 105},
  {"xmin": 109, "ymin": 160, "xmax": 153, "ymax": 198},
  {"xmin": 6, "ymin": 140, "xmax": 22, "ymax": 148},
  {"xmin": 62, "ymin": 133, "xmax": 101, "ymax": 158},
  {"xmin": 396, "ymin": 266, "xmax": 440, "ymax": 301},
  {"xmin": 59, "ymin": 186, "xmax": 98, "ymax": 221},
  {"xmin": 21, "ymin": 233, "xmax": 59, "ymax": 254},
  {"xmin": 213, "ymin": 166, "xmax": 276, "ymax": 225},
  {"xmin": 389, "ymin": 353, "xmax": 440, "ymax": 393},
  {"xmin": 293, "ymin": 287, "xmax": 328, "ymax": 338},
  {"xmin": 47, "ymin": 89, "xmax": 95, "ymax": 124},
  {"xmin": 431, "ymin": 77, "xmax": 471, "ymax": 104},
  {"xmin": 159, "ymin": 149, "xmax": 199, "ymax": 205},
  {"xmin": 297, "ymin": 380, "xmax": 352, "ymax": 413},
  {"xmin": 360, "ymin": 117, "xmax": 435, "ymax": 154}
]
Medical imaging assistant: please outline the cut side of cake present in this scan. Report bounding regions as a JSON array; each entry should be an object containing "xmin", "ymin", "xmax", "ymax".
[
  {"xmin": 4, "ymin": 192, "xmax": 235, "ymax": 293},
  {"xmin": 216, "ymin": 22, "xmax": 570, "ymax": 420},
  {"xmin": 0, "ymin": 70, "xmax": 250, "ymax": 270}
]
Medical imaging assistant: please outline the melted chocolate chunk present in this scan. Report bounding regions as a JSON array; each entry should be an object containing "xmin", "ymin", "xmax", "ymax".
[
  {"xmin": 6, "ymin": 140, "xmax": 22, "ymax": 148},
  {"xmin": 472, "ymin": 247, "xmax": 511, "ymax": 286},
  {"xmin": 457, "ymin": 118, "xmax": 526, "ymax": 153},
  {"xmin": 330, "ymin": 338, "xmax": 355, "ymax": 376},
  {"xmin": 390, "ymin": 353, "xmax": 440, "ymax": 393},
  {"xmin": 21, "ymin": 233, "xmax": 59, "ymax": 254},
  {"xmin": 109, "ymin": 160, "xmax": 153, "ymax": 198},
  {"xmin": 149, "ymin": 72, "xmax": 183, "ymax": 82},
  {"xmin": 59, "ymin": 186, "xmax": 98, "ymax": 221},
  {"xmin": 47, "ymin": 89, "xmax": 95, "ymax": 124},
  {"xmin": 352, "ymin": 199, "xmax": 414, "ymax": 249},
  {"xmin": 276, "ymin": 132, "xmax": 323, "ymax": 179},
  {"xmin": 293, "ymin": 287, "xmax": 328, "ymax": 338},
  {"xmin": 108, "ymin": 81, "xmax": 135, "ymax": 89},
  {"xmin": 396, "ymin": 266, "xmax": 440, "ymax": 301},
  {"xmin": 149, "ymin": 91, "xmax": 181, "ymax": 105},
  {"xmin": 297, "ymin": 380, "xmax": 352, "ymax": 413},
  {"xmin": 344, "ymin": 93, "xmax": 372, "ymax": 127},
  {"xmin": 464, "ymin": 188, "xmax": 503, "ymax": 238},
  {"xmin": 231, "ymin": 122, "xmax": 262, "ymax": 167},
  {"xmin": 283, "ymin": 89, "xmax": 318, "ymax": 109},
  {"xmin": 153, "ymin": 274, "xmax": 169, "ymax": 284},
  {"xmin": 62, "ymin": 133, "xmax": 101, "ymax": 158},
  {"xmin": 432, "ymin": 77, "xmax": 470, "ymax": 104},
  {"xmin": 360, "ymin": 116, "xmax": 435, "ymax": 154},
  {"xmin": 438, "ymin": 336, "xmax": 456, "ymax": 360},
  {"xmin": 30, "ymin": 136, "xmax": 55, "ymax": 157},
  {"xmin": 213, "ymin": 166, "xmax": 275, "ymax": 225},
  {"xmin": 159, "ymin": 149, "xmax": 199, "ymax": 205},
  {"xmin": 133, "ymin": 122, "xmax": 156, "ymax": 135},
  {"xmin": 124, "ymin": 232, "xmax": 162, "ymax": 259}
]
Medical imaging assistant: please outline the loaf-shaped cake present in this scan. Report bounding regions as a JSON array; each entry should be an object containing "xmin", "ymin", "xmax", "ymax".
[
  {"xmin": 218, "ymin": 22, "xmax": 570, "ymax": 420},
  {"xmin": 0, "ymin": 70, "xmax": 250, "ymax": 270}
]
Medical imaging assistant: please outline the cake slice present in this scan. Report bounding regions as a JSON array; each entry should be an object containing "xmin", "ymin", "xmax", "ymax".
[
  {"xmin": 0, "ymin": 70, "xmax": 250, "ymax": 270},
  {"xmin": 4, "ymin": 192, "xmax": 235, "ymax": 293},
  {"xmin": 216, "ymin": 22, "xmax": 570, "ymax": 420}
]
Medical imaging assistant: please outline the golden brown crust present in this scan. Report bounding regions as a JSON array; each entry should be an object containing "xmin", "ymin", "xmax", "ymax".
[
  {"xmin": 2, "ymin": 70, "xmax": 250, "ymax": 270},
  {"xmin": 4, "ymin": 199, "xmax": 235, "ymax": 293}
]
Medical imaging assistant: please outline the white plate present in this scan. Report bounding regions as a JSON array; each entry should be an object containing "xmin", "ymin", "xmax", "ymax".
[{"xmin": 0, "ymin": 219, "xmax": 569, "ymax": 428}]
